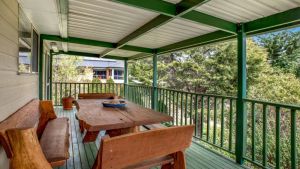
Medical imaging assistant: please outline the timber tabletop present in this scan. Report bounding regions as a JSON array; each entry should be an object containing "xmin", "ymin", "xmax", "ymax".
[{"xmin": 76, "ymin": 99, "xmax": 173, "ymax": 132}]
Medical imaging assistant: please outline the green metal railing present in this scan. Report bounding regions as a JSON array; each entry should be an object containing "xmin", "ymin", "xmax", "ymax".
[
  {"xmin": 51, "ymin": 82, "xmax": 299, "ymax": 169},
  {"xmin": 123, "ymin": 84, "xmax": 299, "ymax": 169},
  {"xmin": 52, "ymin": 82, "xmax": 124, "ymax": 105}
]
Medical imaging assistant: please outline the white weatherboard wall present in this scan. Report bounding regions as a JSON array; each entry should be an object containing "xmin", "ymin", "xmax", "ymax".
[{"xmin": 0, "ymin": 0, "xmax": 38, "ymax": 168}]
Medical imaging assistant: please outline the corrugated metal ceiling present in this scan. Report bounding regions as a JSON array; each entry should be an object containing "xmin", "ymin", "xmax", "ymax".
[
  {"xmin": 68, "ymin": 0, "xmax": 158, "ymax": 43},
  {"xmin": 128, "ymin": 19, "xmax": 217, "ymax": 48},
  {"xmin": 196, "ymin": 0, "xmax": 300, "ymax": 23}
]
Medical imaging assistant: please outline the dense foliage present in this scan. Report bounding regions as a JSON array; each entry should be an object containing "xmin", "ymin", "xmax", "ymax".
[{"xmin": 129, "ymin": 31, "xmax": 300, "ymax": 105}]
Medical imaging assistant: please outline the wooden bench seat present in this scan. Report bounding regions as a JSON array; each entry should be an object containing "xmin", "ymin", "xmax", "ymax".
[
  {"xmin": 0, "ymin": 99, "xmax": 70, "ymax": 167},
  {"xmin": 92, "ymin": 125, "xmax": 194, "ymax": 169},
  {"xmin": 40, "ymin": 117, "xmax": 69, "ymax": 166}
]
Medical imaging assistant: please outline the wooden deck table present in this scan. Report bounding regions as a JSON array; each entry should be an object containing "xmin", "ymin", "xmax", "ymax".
[{"xmin": 76, "ymin": 99, "xmax": 173, "ymax": 143}]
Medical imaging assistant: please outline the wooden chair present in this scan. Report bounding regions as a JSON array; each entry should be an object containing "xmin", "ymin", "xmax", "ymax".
[
  {"xmin": 92, "ymin": 125, "xmax": 194, "ymax": 169},
  {"xmin": 6, "ymin": 128, "xmax": 52, "ymax": 169}
]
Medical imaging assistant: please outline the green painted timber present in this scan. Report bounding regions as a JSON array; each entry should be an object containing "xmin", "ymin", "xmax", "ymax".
[
  {"xmin": 53, "ymin": 51, "xmax": 128, "ymax": 60},
  {"xmin": 152, "ymin": 54, "xmax": 158, "ymax": 110},
  {"xmin": 38, "ymin": 37, "xmax": 44, "ymax": 100},
  {"xmin": 113, "ymin": 0, "xmax": 236, "ymax": 34},
  {"xmin": 124, "ymin": 60, "xmax": 128, "ymax": 98},
  {"xmin": 245, "ymin": 7, "xmax": 300, "ymax": 35},
  {"xmin": 40, "ymin": 34, "xmax": 153, "ymax": 53},
  {"xmin": 100, "ymin": 0, "xmax": 209, "ymax": 57},
  {"xmin": 156, "ymin": 31, "xmax": 235, "ymax": 55},
  {"xmin": 235, "ymin": 23, "xmax": 247, "ymax": 165},
  {"xmin": 49, "ymin": 51, "xmax": 53, "ymax": 100},
  {"xmin": 181, "ymin": 10, "xmax": 236, "ymax": 33}
]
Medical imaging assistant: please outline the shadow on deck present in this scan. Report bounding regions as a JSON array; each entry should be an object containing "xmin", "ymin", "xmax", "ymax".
[{"xmin": 54, "ymin": 107, "xmax": 244, "ymax": 169}]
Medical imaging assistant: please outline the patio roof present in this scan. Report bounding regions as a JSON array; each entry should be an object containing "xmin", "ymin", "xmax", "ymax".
[{"xmin": 20, "ymin": 0, "xmax": 300, "ymax": 60}]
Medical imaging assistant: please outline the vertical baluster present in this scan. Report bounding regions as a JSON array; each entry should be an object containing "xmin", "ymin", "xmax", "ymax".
[
  {"xmin": 74, "ymin": 83, "xmax": 77, "ymax": 99},
  {"xmin": 185, "ymin": 93, "xmax": 188, "ymax": 125},
  {"xmin": 180, "ymin": 92, "xmax": 183, "ymax": 125},
  {"xmin": 190, "ymin": 94, "xmax": 193, "ymax": 125},
  {"xmin": 165, "ymin": 89, "xmax": 168, "ymax": 114},
  {"xmin": 207, "ymin": 96, "xmax": 210, "ymax": 141},
  {"xmin": 200, "ymin": 96, "xmax": 204, "ymax": 139},
  {"xmin": 221, "ymin": 98, "xmax": 225, "ymax": 147},
  {"xmin": 59, "ymin": 83, "xmax": 62, "ymax": 105},
  {"xmin": 213, "ymin": 97, "xmax": 217, "ymax": 144},
  {"xmin": 275, "ymin": 106, "xmax": 281, "ymax": 169},
  {"xmin": 172, "ymin": 91, "xmax": 175, "ymax": 125},
  {"xmin": 169, "ymin": 90, "xmax": 172, "ymax": 116},
  {"xmin": 161, "ymin": 89, "xmax": 164, "ymax": 113},
  {"xmin": 251, "ymin": 102, "xmax": 256, "ymax": 161},
  {"xmin": 55, "ymin": 83, "xmax": 58, "ymax": 106},
  {"xmin": 69, "ymin": 83, "xmax": 72, "ymax": 96},
  {"xmin": 83, "ymin": 83, "xmax": 86, "ymax": 93},
  {"xmin": 262, "ymin": 104, "xmax": 267, "ymax": 167},
  {"xmin": 229, "ymin": 99, "xmax": 233, "ymax": 152},
  {"xmin": 176, "ymin": 92, "xmax": 179, "ymax": 126},
  {"xmin": 194, "ymin": 95, "xmax": 199, "ymax": 136},
  {"xmin": 291, "ymin": 109, "xmax": 297, "ymax": 169}
]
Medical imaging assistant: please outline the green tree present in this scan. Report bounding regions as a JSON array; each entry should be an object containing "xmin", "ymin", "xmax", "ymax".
[
  {"xmin": 257, "ymin": 31, "xmax": 300, "ymax": 77},
  {"xmin": 53, "ymin": 55, "xmax": 83, "ymax": 82}
]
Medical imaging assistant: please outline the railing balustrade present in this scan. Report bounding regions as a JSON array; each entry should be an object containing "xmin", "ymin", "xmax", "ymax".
[{"xmin": 51, "ymin": 82, "xmax": 299, "ymax": 169}]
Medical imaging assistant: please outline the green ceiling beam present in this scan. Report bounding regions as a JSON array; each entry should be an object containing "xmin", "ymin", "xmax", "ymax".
[
  {"xmin": 53, "ymin": 50, "xmax": 128, "ymax": 60},
  {"xmin": 181, "ymin": 10, "xmax": 236, "ymax": 33},
  {"xmin": 245, "ymin": 7, "xmax": 300, "ymax": 35},
  {"xmin": 101, "ymin": 0, "xmax": 211, "ymax": 57},
  {"xmin": 40, "ymin": 34, "xmax": 153, "ymax": 53},
  {"xmin": 112, "ymin": 0, "xmax": 176, "ymax": 16},
  {"xmin": 113, "ymin": 0, "xmax": 236, "ymax": 34},
  {"xmin": 157, "ymin": 30, "xmax": 235, "ymax": 54}
]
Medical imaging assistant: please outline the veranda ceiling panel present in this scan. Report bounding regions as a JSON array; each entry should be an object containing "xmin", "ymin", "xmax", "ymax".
[
  {"xmin": 196, "ymin": 0, "xmax": 300, "ymax": 23},
  {"xmin": 108, "ymin": 49, "xmax": 141, "ymax": 57},
  {"xmin": 68, "ymin": 43, "xmax": 108, "ymax": 54},
  {"xmin": 127, "ymin": 18, "xmax": 217, "ymax": 49},
  {"xmin": 68, "ymin": 0, "xmax": 159, "ymax": 43}
]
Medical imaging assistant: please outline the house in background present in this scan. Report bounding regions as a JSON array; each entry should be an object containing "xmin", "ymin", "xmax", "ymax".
[{"xmin": 79, "ymin": 57, "xmax": 124, "ymax": 83}]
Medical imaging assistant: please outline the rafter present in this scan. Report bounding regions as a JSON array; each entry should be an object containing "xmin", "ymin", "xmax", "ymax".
[
  {"xmin": 41, "ymin": 34, "xmax": 154, "ymax": 53},
  {"xmin": 245, "ymin": 7, "xmax": 300, "ymax": 35},
  {"xmin": 53, "ymin": 50, "xmax": 128, "ymax": 60},
  {"xmin": 113, "ymin": 0, "xmax": 236, "ymax": 33},
  {"xmin": 100, "ymin": 0, "xmax": 211, "ymax": 57}
]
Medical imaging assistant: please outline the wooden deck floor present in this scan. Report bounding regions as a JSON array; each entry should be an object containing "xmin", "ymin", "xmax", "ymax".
[{"xmin": 54, "ymin": 107, "xmax": 244, "ymax": 169}]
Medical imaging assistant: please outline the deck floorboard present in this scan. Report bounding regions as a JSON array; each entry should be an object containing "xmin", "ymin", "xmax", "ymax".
[{"xmin": 54, "ymin": 107, "xmax": 244, "ymax": 169}]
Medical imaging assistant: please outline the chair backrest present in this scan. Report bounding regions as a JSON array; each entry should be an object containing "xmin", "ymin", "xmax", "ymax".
[
  {"xmin": 37, "ymin": 100, "xmax": 57, "ymax": 138},
  {"xmin": 78, "ymin": 93, "xmax": 116, "ymax": 99},
  {"xmin": 93, "ymin": 125, "xmax": 194, "ymax": 169}
]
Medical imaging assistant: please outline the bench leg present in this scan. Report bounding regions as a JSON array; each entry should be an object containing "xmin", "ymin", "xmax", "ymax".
[
  {"xmin": 83, "ymin": 131, "xmax": 100, "ymax": 143},
  {"xmin": 106, "ymin": 126, "xmax": 139, "ymax": 137}
]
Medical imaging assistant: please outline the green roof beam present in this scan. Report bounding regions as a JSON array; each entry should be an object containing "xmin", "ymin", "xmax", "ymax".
[
  {"xmin": 157, "ymin": 30, "xmax": 235, "ymax": 54},
  {"xmin": 245, "ymin": 7, "xmax": 300, "ymax": 34},
  {"xmin": 101, "ymin": 0, "xmax": 210, "ymax": 57},
  {"xmin": 113, "ymin": 0, "xmax": 236, "ymax": 34},
  {"xmin": 53, "ymin": 50, "xmax": 128, "ymax": 60},
  {"xmin": 40, "ymin": 34, "xmax": 154, "ymax": 53}
]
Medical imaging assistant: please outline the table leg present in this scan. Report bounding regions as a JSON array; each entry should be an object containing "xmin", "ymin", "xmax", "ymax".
[
  {"xmin": 82, "ymin": 131, "xmax": 100, "ymax": 143},
  {"xmin": 106, "ymin": 126, "xmax": 139, "ymax": 137},
  {"xmin": 79, "ymin": 120, "xmax": 84, "ymax": 133}
]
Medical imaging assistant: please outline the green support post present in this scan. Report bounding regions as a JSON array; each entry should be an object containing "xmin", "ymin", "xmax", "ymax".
[
  {"xmin": 49, "ymin": 51, "xmax": 53, "ymax": 100},
  {"xmin": 39, "ymin": 37, "xmax": 44, "ymax": 100},
  {"xmin": 236, "ymin": 23, "xmax": 247, "ymax": 164},
  {"xmin": 151, "ymin": 53, "xmax": 158, "ymax": 110},
  {"xmin": 124, "ymin": 60, "xmax": 128, "ymax": 98}
]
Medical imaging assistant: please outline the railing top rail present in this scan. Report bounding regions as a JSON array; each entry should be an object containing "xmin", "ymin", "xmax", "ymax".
[{"xmin": 244, "ymin": 98, "xmax": 300, "ymax": 110}]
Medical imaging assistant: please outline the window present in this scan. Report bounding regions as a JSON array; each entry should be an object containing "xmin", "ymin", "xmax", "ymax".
[
  {"xmin": 114, "ymin": 70, "xmax": 124, "ymax": 80},
  {"xmin": 94, "ymin": 70, "xmax": 106, "ymax": 79},
  {"xmin": 18, "ymin": 7, "xmax": 39, "ymax": 74}
]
